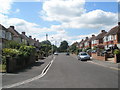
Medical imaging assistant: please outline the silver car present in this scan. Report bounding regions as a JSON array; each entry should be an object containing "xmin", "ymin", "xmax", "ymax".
[{"xmin": 77, "ymin": 52, "xmax": 90, "ymax": 61}]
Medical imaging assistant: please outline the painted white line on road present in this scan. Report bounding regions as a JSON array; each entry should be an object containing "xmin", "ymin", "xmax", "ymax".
[{"xmin": 3, "ymin": 56, "xmax": 56, "ymax": 88}]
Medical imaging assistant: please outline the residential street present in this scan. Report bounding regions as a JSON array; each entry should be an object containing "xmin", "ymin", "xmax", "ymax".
[{"xmin": 3, "ymin": 53, "xmax": 118, "ymax": 88}]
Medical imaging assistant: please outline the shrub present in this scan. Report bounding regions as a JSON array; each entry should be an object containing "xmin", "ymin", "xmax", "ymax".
[
  {"xmin": 2, "ymin": 56, "xmax": 6, "ymax": 65},
  {"xmin": 2, "ymin": 48, "xmax": 21, "ymax": 57},
  {"xmin": 5, "ymin": 41, "xmax": 24, "ymax": 49},
  {"xmin": 114, "ymin": 49, "xmax": 120, "ymax": 55}
]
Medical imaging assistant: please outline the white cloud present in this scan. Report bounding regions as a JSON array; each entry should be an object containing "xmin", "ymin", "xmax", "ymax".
[
  {"xmin": 41, "ymin": 0, "xmax": 85, "ymax": 22},
  {"xmin": 41, "ymin": 0, "xmax": 118, "ymax": 30},
  {"xmin": 0, "ymin": 0, "xmax": 118, "ymax": 46},
  {"xmin": 0, "ymin": 0, "xmax": 13, "ymax": 14}
]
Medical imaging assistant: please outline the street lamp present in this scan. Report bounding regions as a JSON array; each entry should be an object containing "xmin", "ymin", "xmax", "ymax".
[{"xmin": 51, "ymin": 37, "xmax": 54, "ymax": 58}]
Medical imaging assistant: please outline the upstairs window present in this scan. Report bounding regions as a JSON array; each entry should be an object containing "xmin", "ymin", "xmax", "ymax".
[{"xmin": 0, "ymin": 30, "xmax": 6, "ymax": 39}]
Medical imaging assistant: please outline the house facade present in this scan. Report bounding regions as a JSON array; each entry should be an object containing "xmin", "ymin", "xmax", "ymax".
[
  {"xmin": 84, "ymin": 35, "xmax": 96, "ymax": 49},
  {"xmin": 91, "ymin": 30, "xmax": 107, "ymax": 49},
  {"xmin": 83, "ymin": 37, "xmax": 89, "ymax": 49},
  {"xmin": 0, "ymin": 24, "xmax": 13, "ymax": 49},
  {"xmin": 8, "ymin": 26, "xmax": 22, "ymax": 43},
  {"xmin": 103, "ymin": 23, "xmax": 120, "ymax": 49},
  {"xmin": 28, "ymin": 36, "xmax": 36, "ymax": 46},
  {"xmin": 79, "ymin": 39, "xmax": 84, "ymax": 49},
  {"xmin": 20, "ymin": 32, "xmax": 29, "ymax": 45}
]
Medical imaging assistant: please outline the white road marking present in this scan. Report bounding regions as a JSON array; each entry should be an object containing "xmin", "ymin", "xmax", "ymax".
[{"xmin": 3, "ymin": 56, "xmax": 56, "ymax": 88}]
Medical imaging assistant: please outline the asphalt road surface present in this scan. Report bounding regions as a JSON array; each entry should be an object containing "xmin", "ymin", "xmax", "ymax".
[{"xmin": 3, "ymin": 53, "xmax": 118, "ymax": 88}]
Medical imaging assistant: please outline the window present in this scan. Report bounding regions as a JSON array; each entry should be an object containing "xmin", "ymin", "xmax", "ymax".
[
  {"xmin": 6, "ymin": 32, "xmax": 12, "ymax": 40},
  {"xmin": 0, "ymin": 30, "xmax": 6, "ymax": 39}
]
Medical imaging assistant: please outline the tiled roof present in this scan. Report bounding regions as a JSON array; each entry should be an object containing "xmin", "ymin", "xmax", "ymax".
[
  {"xmin": 8, "ymin": 27, "xmax": 20, "ymax": 37},
  {"xmin": 79, "ymin": 39, "xmax": 84, "ymax": 44},
  {"xmin": 95, "ymin": 30, "xmax": 107, "ymax": 40},
  {"xmin": 87, "ymin": 36, "xmax": 96, "ymax": 42},
  {"xmin": 105, "ymin": 26, "xmax": 120, "ymax": 36},
  {"xmin": 20, "ymin": 34, "xmax": 29, "ymax": 41},
  {"xmin": 0, "ymin": 24, "xmax": 7, "ymax": 31},
  {"xmin": 83, "ymin": 37, "xmax": 89, "ymax": 43}
]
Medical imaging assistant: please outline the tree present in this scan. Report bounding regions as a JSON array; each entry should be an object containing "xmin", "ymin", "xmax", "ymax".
[
  {"xmin": 59, "ymin": 40, "xmax": 69, "ymax": 52},
  {"xmin": 39, "ymin": 40, "xmax": 52, "ymax": 57}
]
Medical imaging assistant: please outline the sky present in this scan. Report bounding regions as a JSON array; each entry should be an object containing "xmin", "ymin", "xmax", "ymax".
[{"xmin": 0, "ymin": 0, "xmax": 119, "ymax": 46}]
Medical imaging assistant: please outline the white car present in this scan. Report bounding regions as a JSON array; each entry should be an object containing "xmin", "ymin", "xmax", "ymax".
[
  {"xmin": 54, "ymin": 52, "xmax": 58, "ymax": 55},
  {"xmin": 77, "ymin": 52, "xmax": 90, "ymax": 61}
]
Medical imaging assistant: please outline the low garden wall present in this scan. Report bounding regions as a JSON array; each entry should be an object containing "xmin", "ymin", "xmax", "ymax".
[
  {"xmin": 92, "ymin": 53, "xmax": 107, "ymax": 61},
  {"xmin": 6, "ymin": 53, "xmax": 36, "ymax": 73}
]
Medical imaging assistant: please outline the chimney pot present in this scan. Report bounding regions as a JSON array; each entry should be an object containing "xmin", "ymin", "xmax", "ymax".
[
  {"xmin": 92, "ymin": 35, "xmax": 95, "ymax": 37},
  {"xmin": 29, "ymin": 36, "xmax": 32, "ymax": 38},
  {"xmin": 34, "ymin": 38, "xmax": 36, "ymax": 41},
  {"xmin": 101, "ymin": 30, "xmax": 105, "ymax": 33},
  {"xmin": 86, "ymin": 37, "xmax": 88, "ymax": 39},
  {"xmin": 22, "ymin": 32, "xmax": 25, "ymax": 35}
]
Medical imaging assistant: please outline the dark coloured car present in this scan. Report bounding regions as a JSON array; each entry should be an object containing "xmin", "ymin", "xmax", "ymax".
[{"xmin": 66, "ymin": 52, "xmax": 70, "ymax": 55}]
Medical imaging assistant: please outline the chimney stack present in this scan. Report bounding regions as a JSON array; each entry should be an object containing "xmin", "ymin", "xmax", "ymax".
[
  {"xmin": 101, "ymin": 30, "xmax": 105, "ymax": 33},
  {"xmin": 92, "ymin": 35, "xmax": 95, "ymax": 37},
  {"xmin": 34, "ymin": 38, "xmax": 36, "ymax": 41},
  {"xmin": 37, "ymin": 40, "xmax": 39, "ymax": 42},
  {"xmin": 22, "ymin": 32, "xmax": 25, "ymax": 35},
  {"xmin": 86, "ymin": 37, "xmax": 88, "ymax": 39},
  {"xmin": 118, "ymin": 22, "xmax": 120, "ymax": 26},
  {"xmin": 29, "ymin": 36, "xmax": 32, "ymax": 38},
  {"xmin": 10, "ymin": 26, "xmax": 15, "ymax": 29}
]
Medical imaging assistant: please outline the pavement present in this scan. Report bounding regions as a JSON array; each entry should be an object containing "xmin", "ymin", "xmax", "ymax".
[
  {"xmin": 2, "ymin": 55, "xmax": 53, "ymax": 87},
  {"xmin": 71, "ymin": 54, "xmax": 120, "ymax": 71}
]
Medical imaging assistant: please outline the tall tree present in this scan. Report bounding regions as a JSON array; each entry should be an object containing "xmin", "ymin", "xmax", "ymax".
[
  {"xmin": 39, "ymin": 40, "xmax": 52, "ymax": 57},
  {"xmin": 59, "ymin": 40, "xmax": 69, "ymax": 52}
]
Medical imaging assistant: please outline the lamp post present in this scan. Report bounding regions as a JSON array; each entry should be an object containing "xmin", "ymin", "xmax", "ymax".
[{"xmin": 51, "ymin": 37, "xmax": 54, "ymax": 58}]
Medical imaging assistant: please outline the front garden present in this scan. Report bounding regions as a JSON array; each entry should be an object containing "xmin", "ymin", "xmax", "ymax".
[{"xmin": 1, "ymin": 41, "xmax": 37, "ymax": 73}]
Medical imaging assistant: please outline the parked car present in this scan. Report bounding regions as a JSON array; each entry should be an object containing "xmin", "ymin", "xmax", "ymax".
[
  {"xmin": 77, "ymin": 52, "xmax": 90, "ymax": 61},
  {"xmin": 54, "ymin": 52, "xmax": 58, "ymax": 55},
  {"xmin": 66, "ymin": 52, "xmax": 70, "ymax": 55},
  {"xmin": 91, "ymin": 50, "xmax": 96, "ymax": 53}
]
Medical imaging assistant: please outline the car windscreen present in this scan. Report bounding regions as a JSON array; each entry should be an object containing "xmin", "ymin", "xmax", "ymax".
[{"xmin": 80, "ymin": 53, "xmax": 87, "ymax": 55}]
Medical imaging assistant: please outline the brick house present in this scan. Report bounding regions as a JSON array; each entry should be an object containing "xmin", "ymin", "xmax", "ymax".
[
  {"xmin": 83, "ymin": 37, "xmax": 89, "ymax": 49},
  {"xmin": 33, "ymin": 38, "xmax": 40, "ymax": 48},
  {"xmin": 20, "ymin": 32, "xmax": 29, "ymax": 45},
  {"xmin": 78, "ymin": 39, "xmax": 84, "ymax": 49},
  {"xmin": 91, "ymin": 30, "xmax": 107, "ymax": 49},
  {"xmin": 28, "ymin": 36, "xmax": 36, "ymax": 46},
  {"xmin": 85, "ymin": 35, "xmax": 96, "ymax": 49},
  {"xmin": 8, "ymin": 26, "xmax": 22, "ymax": 43},
  {"xmin": 103, "ymin": 23, "xmax": 120, "ymax": 49},
  {"xmin": 0, "ymin": 24, "xmax": 13, "ymax": 49}
]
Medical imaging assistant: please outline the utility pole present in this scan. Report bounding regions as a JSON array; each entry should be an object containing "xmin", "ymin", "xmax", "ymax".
[{"xmin": 51, "ymin": 37, "xmax": 54, "ymax": 58}]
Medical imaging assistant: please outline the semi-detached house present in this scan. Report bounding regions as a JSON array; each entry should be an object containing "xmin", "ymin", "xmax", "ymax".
[
  {"xmin": 103, "ymin": 22, "xmax": 120, "ymax": 49},
  {"xmin": 0, "ymin": 24, "xmax": 13, "ymax": 49},
  {"xmin": 8, "ymin": 26, "xmax": 22, "ymax": 43},
  {"xmin": 91, "ymin": 30, "xmax": 107, "ymax": 49}
]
